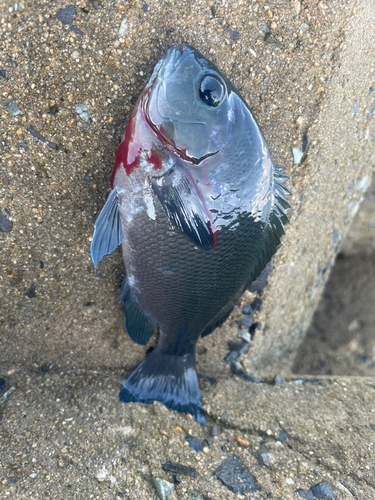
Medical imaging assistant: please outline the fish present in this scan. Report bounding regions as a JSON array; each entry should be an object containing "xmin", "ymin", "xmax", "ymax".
[{"xmin": 91, "ymin": 45, "xmax": 291, "ymax": 424}]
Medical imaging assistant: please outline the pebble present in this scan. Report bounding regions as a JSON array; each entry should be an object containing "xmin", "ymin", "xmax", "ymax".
[
  {"xmin": 310, "ymin": 481, "xmax": 334, "ymax": 499},
  {"xmin": 210, "ymin": 424, "xmax": 220, "ymax": 437},
  {"xmin": 205, "ymin": 437, "xmax": 213, "ymax": 446},
  {"xmin": 252, "ymin": 298, "xmax": 263, "ymax": 311},
  {"xmin": 55, "ymin": 5, "xmax": 77, "ymax": 25},
  {"xmin": 249, "ymin": 322, "xmax": 261, "ymax": 336},
  {"xmin": 264, "ymin": 32, "xmax": 283, "ymax": 48},
  {"xmin": 293, "ymin": 378, "xmax": 322, "ymax": 385},
  {"xmin": 296, "ymin": 116, "xmax": 304, "ymax": 127},
  {"xmin": 25, "ymin": 284, "xmax": 37, "ymax": 299},
  {"xmin": 292, "ymin": 147, "xmax": 304, "ymax": 164},
  {"xmin": 0, "ymin": 378, "xmax": 5, "ymax": 393},
  {"xmin": 274, "ymin": 375, "xmax": 285, "ymax": 385},
  {"xmin": 227, "ymin": 340, "xmax": 247, "ymax": 353},
  {"xmin": 152, "ymin": 478, "xmax": 174, "ymax": 500},
  {"xmin": 185, "ymin": 436, "xmax": 204, "ymax": 452},
  {"xmin": 55, "ymin": 5, "xmax": 83, "ymax": 36},
  {"xmin": 240, "ymin": 315, "xmax": 253, "ymax": 327},
  {"xmin": 0, "ymin": 69, "xmax": 6, "ymax": 78},
  {"xmin": 142, "ymin": 4, "xmax": 149, "ymax": 12},
  {"xmin": 187, "ymin": 495, "xmax": 203, "ymax": 500},
  {"xmin": 296, "ymin": 490, "xmax": 314, "ymax": 500},
  {"xmin": 227, "ymin": 27, "xmax": 241, "ymax": 40},
  {"xmin": 214, "ymin": 455, "xmax": 260, "ymax": 494},
  {"xmin": 172, "ymin": 475, "xmax": 181, "ymax": 484},
  {"xmin": 235, "ymin": 435, "xmax": 249, "ymax": 448},
  {"xmin": 3, "ymin": 98, "xmax": 22, "ymax": 116},
  {"xmin": 27, "ymin": 126, "xmax": 58, "ymax": 150},
  {"xmin": 253, "ymin": 442, "xmax": 270, "ymax": 468},
  {"xmin": 118, "ymin": 17, "xmax": 128, "ymax": 38},
  {"xmin": 248, "ymin": 261, "xmax": 273, "ymax": 293},
  {"xmin": 75, "ymin": 103, "xmax": 92, "ymax": 123},
  {"xmin": 302, "ymin": 132, "xmax": 310, "ymax": 151},
  {"xmin": 299, "ymin": 22, "xmax": 310, "ymax": 32},
  {"xmin": 225, "ymin": 350, "xmax": 241, "ymax": 362},
  {"xmin": 48, "ymin": 105, "xmax": 59, "ymax": 115},
  {"xmin": 225, "ymin": 340, "xmax": 248, "ymax": 362},
  {"xmin": 353, "ymin": 100, "xmax": 360, "ymax": 114},
  {"xmin": 9, "ymin": 477, "xmax": 19, "ymax": 484},
  {"xmin": 278, "ymin": 430, "xmax": 288, "ymax": 442},
  {"xmin": 237, "ymin": 329, "xmax": 251, "ymax": 343},
  {"xmin": 161, "ymin": 462, "xmax": 197, "ymax": 478},
  {"xmin": 0, "ymin": 209, "xmax": 13, "ymax": 233},
  {"xmin": 242, "ymin": 304, "xmax": 254, "ymax": 315},
  {"xmin": 230, "ymin": 361, "xmax": 263, "ymax": 383},
  {"xmin": 262, "ymin": 23, "xmax": 270, "ymax": 33}
]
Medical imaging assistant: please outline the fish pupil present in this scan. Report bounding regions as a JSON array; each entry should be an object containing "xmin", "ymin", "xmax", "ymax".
[{"xmin": 199, "ymin": 75, "xmax": 224, "ymax": 107}]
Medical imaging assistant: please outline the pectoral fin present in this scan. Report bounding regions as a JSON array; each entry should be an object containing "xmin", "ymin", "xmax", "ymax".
[
  {"xmin": 91, "ymin": 187, "xmax": 124, "ymax": 270},
  {"xmin": 150, "ymin": 167, "xmax": 215, "ymax": 249}
]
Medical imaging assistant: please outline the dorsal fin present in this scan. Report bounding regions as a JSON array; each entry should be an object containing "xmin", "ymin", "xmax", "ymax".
[{"xmin": 248, "ymin": 165, "xmax": 291, "ymax": 281}]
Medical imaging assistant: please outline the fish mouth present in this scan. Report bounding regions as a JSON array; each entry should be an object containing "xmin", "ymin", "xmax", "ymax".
[{"xmin": 142, "ymin": 46, "xmax": 220, "ymax": 165}]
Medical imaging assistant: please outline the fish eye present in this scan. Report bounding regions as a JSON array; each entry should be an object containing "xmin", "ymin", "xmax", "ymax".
[{"xmin": 199, "ymin": 75, "xmax": 225, "ymax": 107}]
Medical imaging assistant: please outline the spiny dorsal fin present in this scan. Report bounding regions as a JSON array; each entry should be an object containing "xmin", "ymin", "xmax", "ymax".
[{"xmin": 252, "ymin": 164, "xmax": 291, "ymax": 276}]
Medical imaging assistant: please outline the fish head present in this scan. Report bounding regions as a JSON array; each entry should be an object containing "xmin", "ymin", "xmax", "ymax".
[
  {"xmin": 143, "ymin": 45, "xmax": 233, "ymax": 164},
  {"xmin": 112, "ymin": 45, "xmax": 280, "ymax": 235},
  {"xmin": 142, "ymin": 45, "xmax": 274, "ymax": 225}
]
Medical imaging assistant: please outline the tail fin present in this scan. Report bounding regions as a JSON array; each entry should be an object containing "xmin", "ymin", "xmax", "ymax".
[{"xmin": 119, "ymin": 347, "xmax": 206, "ymax": 424}]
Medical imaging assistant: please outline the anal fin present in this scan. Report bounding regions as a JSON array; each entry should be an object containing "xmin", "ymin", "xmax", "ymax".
[
  {"xmin": 91, "ymin": 188, "xmax": 123, "ymax": 269},
  {"xmin": 201, "ymin": 303, "xmax": 234, "ymax": 338},
  {"xmin": 119, "ymin": 277, "xmax": 156, "ymax": 346}
]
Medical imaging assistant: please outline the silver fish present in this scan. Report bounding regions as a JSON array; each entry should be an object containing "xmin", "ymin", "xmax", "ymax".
[{"xmin": 91, "ymin": 45, "xmax": 290, "ymax": 424}]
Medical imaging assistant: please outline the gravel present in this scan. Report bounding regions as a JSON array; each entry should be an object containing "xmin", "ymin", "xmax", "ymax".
[
  {"xmin": 3, "ymin": 98, "xmax": 22, "ymax": 116},
  {"xmin": 0, "ymin": 209, "xmax": 13, "ymax": 232},
  {"xmin": 310, "ymin": 481, "xmax": 334, "ymax": 499},
  {"xmin": 152, "ymin": 478, "xmax": 174, "ymax": 500},
  {"xmin": 214, "ymin": 455, "xmax": 260, "ymax": 494},
  {"xmin": 185, "ymin": 435, "xmax": 204, "ymax": 453},
  {"xmin": 161, "ymin": 462, "xmax": 197, "ymax": 478},
  {"xmin": 297, "ymin": 490, "xmax": 314, "ymax": 500}
]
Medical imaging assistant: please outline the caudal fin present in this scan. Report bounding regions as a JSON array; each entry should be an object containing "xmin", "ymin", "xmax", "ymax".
[{"xmin": 119, "ymin": 347, "xmax": 206, "ymax": 424}]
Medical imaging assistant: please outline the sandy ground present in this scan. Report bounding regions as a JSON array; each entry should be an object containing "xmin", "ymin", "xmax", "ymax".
[{"xmin": 1, "ymin": 370, "xmax": 375, "ymax": 499}]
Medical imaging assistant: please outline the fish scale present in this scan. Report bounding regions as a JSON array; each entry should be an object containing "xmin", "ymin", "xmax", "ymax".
[
  {"xmin": 126, "ymin": 206, "xmax": 263, "ymax": 337},
  {"xmin": 91, "ymin": 45, "xmax": 291, "ymax": 423}
]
